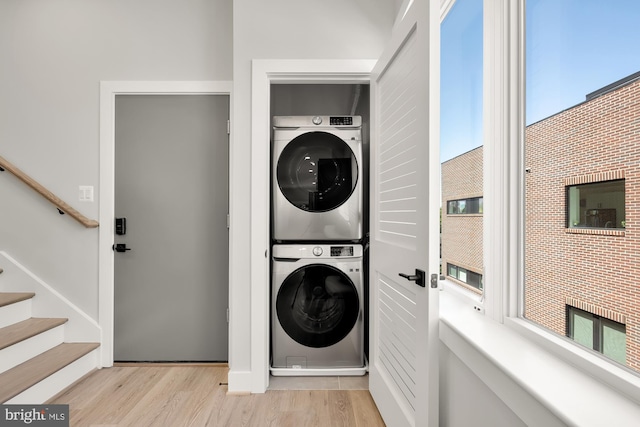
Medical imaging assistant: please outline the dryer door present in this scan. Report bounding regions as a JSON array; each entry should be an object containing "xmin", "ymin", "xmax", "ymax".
[
  {"xmin": 276, "ymin": 131, "xmax": 358, "ymax": 212},
  {"xmin": 276, "ymin": 264, "xmax": 359, "ymax": 348}
]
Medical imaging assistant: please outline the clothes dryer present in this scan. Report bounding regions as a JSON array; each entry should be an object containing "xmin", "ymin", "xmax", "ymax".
[
  {"xmin": 271, "ymin": 244, "xmax": 365, "ymax": 376},
  {"xmin": 272, "ymin": 116, "xmax": 362, "ymax": 241}
]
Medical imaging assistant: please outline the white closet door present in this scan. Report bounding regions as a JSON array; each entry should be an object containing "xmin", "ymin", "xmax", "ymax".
[{"xmin": 369, "ymin": 0, "xmax": 440, "ymax": 425}]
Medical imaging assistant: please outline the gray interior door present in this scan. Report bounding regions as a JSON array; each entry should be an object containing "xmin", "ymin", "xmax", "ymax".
[{"xmin": 114, "ymin": 94, "xmax": 229, "ymax": 362}]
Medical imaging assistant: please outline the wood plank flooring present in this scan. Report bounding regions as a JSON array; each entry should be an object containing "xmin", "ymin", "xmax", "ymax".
[{"xmin": 48, "ymin": 366, "xmax": 386, "ymax": 427}]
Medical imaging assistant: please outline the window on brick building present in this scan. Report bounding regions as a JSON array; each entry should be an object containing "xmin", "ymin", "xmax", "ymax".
[
  {"xmin": 447, "ymin": 263, "xmax": 483, "ymax": 291},
  {"xmin": 567, "ymin": 306, "xmax": 627, "ymax": 365},
  {"xmin": 525, "ymin": 0, "xmax": 640, "ymax": 375},
  {"xmin": 447, "ymin": 197, "xmax": 483, "ymax": 215},
  {"xmin": 566, "ymin": 180, "xmax": 625, "ymax": 229}
]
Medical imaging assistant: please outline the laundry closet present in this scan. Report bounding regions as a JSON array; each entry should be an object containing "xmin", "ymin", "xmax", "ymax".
[{"xmin": 269, "ymin": 84, "xmax": 370, "ymax": 376}]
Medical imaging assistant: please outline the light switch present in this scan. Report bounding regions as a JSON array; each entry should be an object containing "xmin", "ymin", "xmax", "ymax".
[{"xmin": 79, "ymin": 185, "xmax": 94, "ymax": 202}]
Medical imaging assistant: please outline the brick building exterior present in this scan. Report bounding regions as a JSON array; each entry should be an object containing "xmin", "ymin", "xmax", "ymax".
[
  {"xmin": 441, "ymin": 146, "xmax": 483, "ymax": 294},
  {"xmin": 441, "ymin": 73, "xmax": 640, "ymax": 372},
  {"xmin": 525, "ymin": 74, "xmax": 640, "ymax": 371}
]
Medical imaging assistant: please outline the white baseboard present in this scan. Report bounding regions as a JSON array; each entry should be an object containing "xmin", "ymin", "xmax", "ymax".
[{"xmin": 227, "ymin": 369, "xmax": 254, "ymax": 394}]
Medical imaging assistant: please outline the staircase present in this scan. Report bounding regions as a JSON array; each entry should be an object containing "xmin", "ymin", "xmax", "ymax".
[{"xmin": 0, "ymin": 270, "xmax": 100, "ymax": 404}]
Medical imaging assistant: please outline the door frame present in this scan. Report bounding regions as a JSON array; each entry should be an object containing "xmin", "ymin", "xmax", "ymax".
[
  {"xmin": 248, "ymin": 60, "xmax": 374, "ymax": 391},
  {"xmin": 98, "ymin": 81, "xmax": 232, "ymax": 367}
]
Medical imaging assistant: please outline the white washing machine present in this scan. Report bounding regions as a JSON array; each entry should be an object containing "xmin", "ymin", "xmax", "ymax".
[
  {"xmin": 271, "ymin": 243, "xmax": 366, "ymax": 376},
  {"xmin": 272, "ymin": 115, "xmax": 363, "ymax": 242}
]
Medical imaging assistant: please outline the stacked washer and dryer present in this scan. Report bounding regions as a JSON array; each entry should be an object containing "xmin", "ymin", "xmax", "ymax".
[{"xmin": 271, "ymin": 115, "xmax": 366, "ymax": 376}]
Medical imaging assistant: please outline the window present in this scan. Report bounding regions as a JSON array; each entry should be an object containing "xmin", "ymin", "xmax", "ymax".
[
  {"xmin": 567, "ymin": 306, "xmax": 627, "ymax": 365},
  {"xmin": 440, "ymin": 0, "xmax": 484, "ymax": 295},
  {"xmin": 447, "ymin": 263, "xmax": 483, "ymax": 291},
  {"xmin": 447, "ymin": 197, "xmax": 483, "ymax": 214},
  {"xmin": 566, "ymin": 179, "xmax": 625, "ymax": 229},
  {"xmin": 439, "ymin": 0, "xmax": 640, "ymax": 413},
  {"xmin": 524, "ymin": 0, "xmax": 640, "ymax": 375}
]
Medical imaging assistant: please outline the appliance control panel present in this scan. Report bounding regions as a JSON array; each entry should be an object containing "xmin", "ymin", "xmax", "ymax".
[
  {"xmin": 329, "ymin": 116, "xmax": 353, "ymax": 126},
  {"xmin": 330, "ymin": 246, "xmax": 354, "ymax": 257},
  {"xmin": 272, "ymin": 244, "xmax": 362, "ymax": 259},
  {"xmin": 272, "ymin": 115, "xmax": 361, "ymax": 128}
]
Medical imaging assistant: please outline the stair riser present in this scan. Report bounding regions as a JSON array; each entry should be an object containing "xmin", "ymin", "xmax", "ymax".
[
  {"xmin": 0, "ymin": 300, "xmax": 31, "ymax": 329},
  {"xmin": 0, "ymin": 326, "xmax": 65, "ymax": 375},
  {"xmin": 6, "ymin": 349, "xmax": 98, "ymax": 404}
]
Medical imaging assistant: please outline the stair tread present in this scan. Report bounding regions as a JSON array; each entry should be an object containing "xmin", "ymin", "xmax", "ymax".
[
  {"xmin": 0, "ymin": 292, "xmax": 35, "ymax": 308},
  {"xmin": 0, "ymin": 318, "xmax": 68, "ymax": 350},
  {"xmin": 0, "ymin": 342, "xmax": 99, "ymax": 403}
]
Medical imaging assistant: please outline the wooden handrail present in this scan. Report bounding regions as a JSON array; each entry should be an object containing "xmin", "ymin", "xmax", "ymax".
[{"xmin": 0, "ymin": 155, "xmax": 99, "ymax": 228}]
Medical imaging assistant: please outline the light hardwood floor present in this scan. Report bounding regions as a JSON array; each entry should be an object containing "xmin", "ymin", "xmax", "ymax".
[{"xmin": 48, "ymin": 365, "xmax": 386, "ymax": 427}]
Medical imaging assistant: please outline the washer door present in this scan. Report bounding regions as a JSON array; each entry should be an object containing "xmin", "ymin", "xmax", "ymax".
[
  {"xmin": 276, "ymin": 264, "xmax": 359, "ymax": 348},
  {"xmin": 276, "ymin": 131, "xmax": 358, "ymax": 212}
]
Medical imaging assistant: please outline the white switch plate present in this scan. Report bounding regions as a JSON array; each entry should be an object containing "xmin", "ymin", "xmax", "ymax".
[{"xmin": 79, "ymin": 185, "xmax": 94, "ymax": 202}]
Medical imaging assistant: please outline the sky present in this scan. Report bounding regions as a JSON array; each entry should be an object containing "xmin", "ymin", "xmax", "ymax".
[{"xmin": 440, "ymin": 0, "xmax": 640, "ymax": 162}]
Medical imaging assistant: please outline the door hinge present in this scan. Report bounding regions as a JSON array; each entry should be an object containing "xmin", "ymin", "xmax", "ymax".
[
  {"xmin": 226, "ymin": 213, "xmax": 230, "ymax": 229},
  {"xmin": 227, "ymin": 120, "xmax": 230, "ymax": 135},
  {"xmin": 226, "ymin": 308, "xmax": 229, "ymax": 323}
]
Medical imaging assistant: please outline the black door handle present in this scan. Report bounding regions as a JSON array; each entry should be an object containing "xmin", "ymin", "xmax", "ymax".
[
  {"xmin": 113, "ymin": 243, "xmax": 131, "ymax": 253},
  {"xmin": 399, "ymin": 269, "xmax": 426, "ymax": 287}
]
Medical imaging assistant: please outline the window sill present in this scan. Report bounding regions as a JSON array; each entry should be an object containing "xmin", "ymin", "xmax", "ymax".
[
  {"xmin": 439, "ymin": 292, "xmax": 640, "ymax": 426},
  {"xmin": 566, "ymin": 227, "xmax": 625, "ymax": 236}
]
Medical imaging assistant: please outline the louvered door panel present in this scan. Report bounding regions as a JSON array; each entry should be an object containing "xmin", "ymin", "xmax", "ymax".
[
  {"xmin": 377, "ymin": 273, "xmax": 418, "ymax": 412},
  {"xmin": 377, "ymin": 30, "xmax": 420, "ymax": 250}
]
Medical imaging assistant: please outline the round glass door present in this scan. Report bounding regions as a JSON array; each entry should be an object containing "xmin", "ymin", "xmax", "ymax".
[
  {"xmin": 276, "ymin": 264, "xmax": 359, "ymax": 348},
  {"xmin": 276, "ymin": 132, "xmax": 358, "ymax": 212}
]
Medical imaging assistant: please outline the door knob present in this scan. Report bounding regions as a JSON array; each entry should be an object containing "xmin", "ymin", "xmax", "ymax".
[
  {"xmin": 398, "ymin": 269, "xmax": 426, "ymax": 287},
  {"xmin": 113, "ymin": 243, "xmax": 131, "ymax": 253}
]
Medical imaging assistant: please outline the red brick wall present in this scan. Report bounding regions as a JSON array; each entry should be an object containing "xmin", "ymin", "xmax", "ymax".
[
  {"xmin": 441, "ymin": 146, "xmax": 483, "ymax": 292},
  {"xmin": 525, "ymin": 78, "xmax": 640, "ymax": 371}
]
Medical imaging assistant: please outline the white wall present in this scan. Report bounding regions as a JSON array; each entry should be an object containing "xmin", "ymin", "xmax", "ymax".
[
  {"xmin": 230, "ymin": 0, "xmax": 394, "ymax": 389},
  {"xmin": 0, "ymin": 0, "xmax": 232, "ymax": 317},
  {"xmin": 439, "ymin": 345, "xmax": 527, "ymax": 427}
]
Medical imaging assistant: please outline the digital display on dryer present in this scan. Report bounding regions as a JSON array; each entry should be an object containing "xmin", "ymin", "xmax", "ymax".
[
  {"xmin": 330, "ymin": 246, "xmax": 353, "ymax": 257},
  {"xmin": 330, "ymin": 116, "xmax": 353, "ymax": 126}
]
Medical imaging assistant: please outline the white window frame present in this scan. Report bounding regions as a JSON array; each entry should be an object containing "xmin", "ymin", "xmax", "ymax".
[{"xmin": 441, "ymin": 0, "xmax": 640, "ymax": 405}]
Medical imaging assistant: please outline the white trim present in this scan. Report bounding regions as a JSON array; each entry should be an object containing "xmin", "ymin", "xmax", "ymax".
[
  {"xmin": 227, "ymin": 370, "xmax": 254, "ymax": 394},
  {"xmin": 98, "ymin": 81, "xmax": 232, "ymax": 367},
  {"xmin": 508, "ymin": 0, "xmax": 526, "ymax": 320},
  {"xmin": 248, "ymin": 60, "xmax": 374, "ymax": 393},
  {"xmin": 440, "ymin": 0, "xmax": 457, "ymax": 22},
  {"xmin": 483, "ymin": 0, "xmax": 507, "ymax": 323}
]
